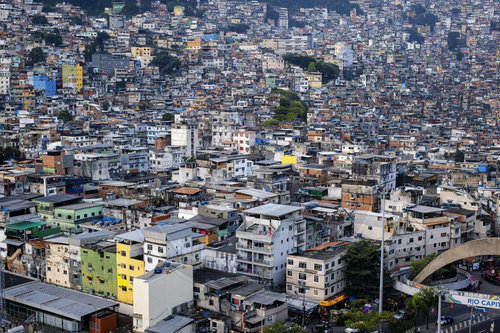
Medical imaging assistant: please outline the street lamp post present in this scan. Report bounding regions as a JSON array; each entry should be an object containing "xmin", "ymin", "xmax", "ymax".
[{"xmin": 434, "ymin": 288, "xmax": 447, "ymax": 333}]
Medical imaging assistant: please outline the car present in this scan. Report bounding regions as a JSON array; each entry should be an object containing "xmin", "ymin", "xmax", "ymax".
[
  {"xmin": 345, "ymin": 328, "xmax": 360, "ymax": 333},
  {"xmin": 440, "ymin": 316, "xmax": 453, "ymax": 325},
  {"xmin": 393, "ymin": 310, "xmax": 405, "ymax": 320}
]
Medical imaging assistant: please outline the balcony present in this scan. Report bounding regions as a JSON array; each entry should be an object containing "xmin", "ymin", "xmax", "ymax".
[
  {"xmin": 253, "ymin": 258, "xmax": 272, "ymax": 267},
  {"xmin": 236, "ymin": 266, "xmax": 272, "ymax": 279},
  {"xmin": 236, "ymin": 255, "xmax": 253, "ymax": 264},
  {"xmin": 236, "ymin": 243, "xmax": 273, "ymax": 254}
]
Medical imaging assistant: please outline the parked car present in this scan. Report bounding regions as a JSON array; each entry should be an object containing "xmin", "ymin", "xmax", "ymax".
[{"xmin": 440, "ymin": 316, "xmax": 453, "ymax": 325}]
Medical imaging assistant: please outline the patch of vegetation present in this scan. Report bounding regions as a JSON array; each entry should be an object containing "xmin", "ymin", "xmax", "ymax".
[
  {"xmin": 26, "ymin": 47, "xmax": 47, "ymax": 66},
  {"xmin": 447, "ymin": 31, "xmax": 466, "ymax": 51},
  {"xmin": 58, "ymin": 110, "xmax": 73, "ymax": 123},
  {"xmin": 404, "ymin": 4, "xmax": 438, "ymax": 30},
  {"xmin": 83, "ymin": 32, "xmax": 110, "ymax": 62},
  {"xmin": 342, "ymin": 239, "xmax": 382, "ymax": 299},
  {"xmin": 162, "ymin": 113, "xmax": 174, "ymax": 121},
  {"xmin": 407, "ymin": 26, "xmax": 424, "ymax": 44},
  {"xmin": 289, "ymin": 19, "xmax": 306, "ymax": 28},
  {"xmin": 409, "ymin": 254, "xmax": 457, "ymax": 283},
  {"xmin": 227, "ymin": 23, "xmax": 249, "ymax": 33},
  {"xmin": 283, "ymin": 55, "xmax": 340, "ymax": 84},
  {"xmin": 32, "ymin": 15, "xmax": 49, "ymax": 25},
  {"xmin": 150, "ymin": 51, "xmax": 180, "ymax": 74},
  {"xmin": 268, "ymin": 89, "xmax": 307, "ymax": 123},
  {"xmin": 0, "ymin": 146, "xmax": 23, "ymax": 164}
]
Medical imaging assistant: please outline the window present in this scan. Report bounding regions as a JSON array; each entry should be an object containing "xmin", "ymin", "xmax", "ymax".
[
  {"xmin": 314, "ymin": 290, "xmax": 318, "ymax": 295},
  {"xmin": 121, "ymin": 251, "xmax": 126, "ymax": 257},
  {"xmin": 299, "ymin": 262, "xmax": 306, "ymax": 269},
  {"xmin": 158, "ymin": 246, "xmax": 164, "ymax": 253},
  {"xmin": 147, "ymin": 244, "xmax": 153, "ymax": 251},
  {"xmin": 287, "ymin": 270, "xmax": 292, "ymax": 276},
  {"xmin": 287, "ymin": 259, "xmax": 293, "ymax": 265},
  {"xmin": 122, "ymin": 274, "xmax": 127, "ymax": 280},
  {"xmin": 121, "ymin": 286, "xmax": 127, "ymax": 291},
  {"xmin": 129, "ymin": 265, "xmax": 134, "ymax": 270},
  {"xmin": 298, "ymin": 273, "xmax": 306, "ymax": 280},
  {"xmin": 77, "ymin": 215, "xmax": 81, "ymax": 219},
  {"xmin": 314, "ymin": 264, "xmax": 322, "ymax": 271},
  {"xmin": 287, "ymin": 284, "xmax": 292, "ymax": 291},
  {"xmin": 84, "ymin": 214, "xmax": 88, "ymax": 218},
  {"xmin": 314, "ymin": 275, "xmax": 319, "ymax": 282},
  {"xmin": 147, "ymin": 257, "xmax": 152, "ymax": 263},
  {"xmin": 325, "ymin": 263, "xmax": 329, "ymax": 269}
]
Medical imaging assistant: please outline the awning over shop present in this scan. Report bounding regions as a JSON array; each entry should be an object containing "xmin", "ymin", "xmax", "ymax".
[{"xmin": 320, "ymin": 293, "xmax": 346, "ymax": 307}]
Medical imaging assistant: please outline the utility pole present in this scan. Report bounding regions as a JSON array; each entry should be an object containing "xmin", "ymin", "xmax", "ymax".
[
  {"xmin": 468, "ymin": 306, "xmax": 474, "ymax": 333},
  {"xmin": 379, "ymin": 186, "xmax": 386, "ymax": 315}
]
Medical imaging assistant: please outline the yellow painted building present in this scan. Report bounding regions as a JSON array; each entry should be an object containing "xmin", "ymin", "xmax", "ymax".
[
  {"xmin": 304, "ymin": 72, "xmax": 322, "ymax": 89},
  {"xmin": 62, "ymin": 64, "xmax": 83, "ymax": 92},
  {"xmin": 187, "ymin": 39, "xmax": 201, "ymax": 51},
  {"xmin": 116, "ymin": 231, "xmax": 145, "ymax": 305},
  {"xmin": 131, "ymin": 47, "xmax": 152, "ymax": 57},
  {"xmin": 282, "ymin": 155, "xmax": 298, "ymax": 164}
]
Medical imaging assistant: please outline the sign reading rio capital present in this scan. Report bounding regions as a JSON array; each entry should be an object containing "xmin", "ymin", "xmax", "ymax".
[{"xmin": 447, "ymin": 293, "xmax": 500, "ymax": 309}]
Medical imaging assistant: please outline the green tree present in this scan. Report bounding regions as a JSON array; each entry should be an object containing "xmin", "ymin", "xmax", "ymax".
[
  {"xmin": 32, "ymin": 15, "xmax": 48, "ymax": 25},
  {"xmin": 264, "ymin": 321, "xmax": 306, "ymax": 333},
  {"xmin": 264, "ymin": 119, "xmax": 280, "ymax": 126},
  {"xmin": 419, "ymin": 288, "xmax": 437, "ymax": 329},
  {"xmin": 343, "ymin": 310, "xmax": 394, "ymax": 331},
  {"xmin": 307, "ymin": 62, "xmax": 317, "ymax": 72},
  {"xmin": 454, "ymin": 149, "xmax": 465, "ymax": 162},
  {"xmin": 58, "ymin": 110, "xmax": 73, "ymax": 123},
  {"xmin": 26, "ymin": 47, "xmax": 46, "ymax": 66},
  {"xmin": 0, "ymin": 146, "xmax": 23, "ymax": 164},
  {"xmin": 162, "ymin": 113, "xmax": 174, "ymax": 121},
  {"xmin": 151, "ymin": 52, "xmax": 180, "ymax": 74},
  {"xmin": 405, "ymin": 293, "xmax": 426, "ymax": 330},
  {"xmin": 227, "ymin": 23, "xmax": 249, "ymax": 33},
  {"xmin": 45, "ymin": 33, "xmax": 62, "ymax": 46},
  {"xmin": 42, "ymin": 4, "xmax": 55, "ymax": 12},
  {"xmin": 69, "ymin": 16, "xmax": 83, "ymax": 25},
  {"xmin": 342, "ymin": 239, "xmax": 381, "ymax": 299}
]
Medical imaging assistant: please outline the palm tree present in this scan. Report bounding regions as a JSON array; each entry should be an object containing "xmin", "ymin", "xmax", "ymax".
[
  {"xmin": 419, "ymin": 288, "xmax": 437, "ymax": 329},
  {"xmin": 406, "ymin": 293, "xmax": 426, "ymax": 331}
]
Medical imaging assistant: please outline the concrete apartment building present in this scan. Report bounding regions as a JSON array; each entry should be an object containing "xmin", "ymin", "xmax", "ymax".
[
  {"xmin": 236, "ymin": 204, "xmax": 307, "ymax": 287},
  {"xmin": 286, "ymin": 242, "xmax": 348, "ymax": 304},
  {"xmin": 133, "ymin": 261, "xmax": 193, "ymax": 332},
  {"xmin": 116, "ymin": 230, "xmax": 145, "ymax": 305},
  {"xmin": 81, "ymin": 240, "xmax": 117, "ymax": 299},
  {"xmin": 143, "ymin": 224, "xmax": 205, "ymax": 271},
  {"xmin": 45, "ymin": 236, "xmax": 71, "ymax": 288}
]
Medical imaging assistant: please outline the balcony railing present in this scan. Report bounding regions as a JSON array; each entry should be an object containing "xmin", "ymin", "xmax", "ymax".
[{"xmin": 236, "ymin": 243, "xmax": 273, "ymax": 254}]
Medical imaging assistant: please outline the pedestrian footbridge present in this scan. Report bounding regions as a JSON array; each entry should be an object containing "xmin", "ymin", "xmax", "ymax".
[{"xmin": 413, "ymin": 238, "xmax": 500, "ymax": 283}]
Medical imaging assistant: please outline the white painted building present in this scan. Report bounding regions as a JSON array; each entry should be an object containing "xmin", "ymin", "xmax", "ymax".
[
  {"xmin": 171, "ymin": 123, "xmax": 199, "ymax": 157},
  {"xmin": 133, "ymin": 261, "xmax": 193, "ymax": 332},
  {"xmin": 236, "ymin": 204, "xmax": 306, "ymax": 287},
  {"xmin": 143, "ymin": 224, "xmax": 205, "ymax": 271}
]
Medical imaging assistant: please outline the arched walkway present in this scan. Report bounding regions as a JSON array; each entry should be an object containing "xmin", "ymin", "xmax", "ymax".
[{"xmin": 413, "ymin": 238, "xmax": 500, "ymax": 283}]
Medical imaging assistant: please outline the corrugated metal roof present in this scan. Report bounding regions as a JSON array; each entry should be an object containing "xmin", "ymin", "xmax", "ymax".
[
  {"xmin": 244, "ymin": 203, "xmax": 302, "ymax": 217},
  {"xmin": 5, "ymin": 282, "xmax": 117, "ymax": 321},
  {"xmin": 146, "ymin": 315, "xmax": 193, "ymax": 333}
]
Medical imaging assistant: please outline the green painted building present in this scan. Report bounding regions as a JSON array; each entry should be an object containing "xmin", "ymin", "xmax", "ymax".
[
  {"xmin": 34, "ymin": 194, "xmax": 82, "ymax": 224},
  {"xmin": 52, "ymin": 203, "xmax": 104, "ymax": 234},
  {"xmin": 80, "ymin": 241, "xmax": 117, "ymax": 299}
]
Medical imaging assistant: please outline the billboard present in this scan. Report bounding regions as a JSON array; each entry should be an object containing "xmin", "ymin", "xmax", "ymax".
[{"xmin": 447, "ymin": 293, "xmax": 500, "ymax": 309}]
